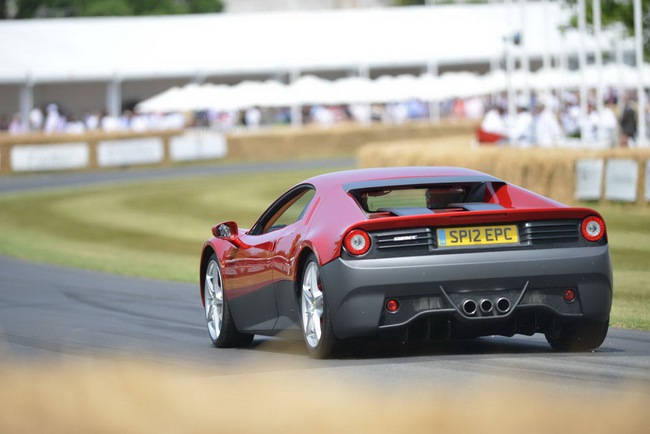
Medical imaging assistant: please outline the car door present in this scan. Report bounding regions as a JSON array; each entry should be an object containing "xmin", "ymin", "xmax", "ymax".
[
  {"xmin": 267, "ymin": 188, "xmax": 317, "ymax": 331},
  {"xmin": 225, "ymin": 185, "xmax": 316, "ymax": 334},
  {"xmin": 224, "ymin": 230, "xmax": 279, "ymax": 333}
]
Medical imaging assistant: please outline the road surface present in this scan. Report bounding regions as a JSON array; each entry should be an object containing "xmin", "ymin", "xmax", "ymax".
[{"xmin": 1, "ymin": 255, "xmax": 649, "ymax": 393}]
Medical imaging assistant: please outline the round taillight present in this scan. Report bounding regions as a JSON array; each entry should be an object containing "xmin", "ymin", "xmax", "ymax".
[
  {"xmin": 343, "ymin": 229, "xmax": 371, "ymax": 256},
  {"xmin": 386, "ymin": 299, "xmax": 400, "ymax": 313},
  {"xmin": 581, "ymin": 216, "xmax": 606, "ymax": 242},
  {"xmin": 563, "ymin": 288, "xmax": 576, "ymax": 303}
]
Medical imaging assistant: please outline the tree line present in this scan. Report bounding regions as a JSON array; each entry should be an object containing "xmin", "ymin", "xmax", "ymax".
[
  {"xmin": 1, "ymin": 0, "xmax": 224, "ymax": 19},
  {"xmin": 565, "ymin": 0, "xmax": 649, "ymax": 57}
]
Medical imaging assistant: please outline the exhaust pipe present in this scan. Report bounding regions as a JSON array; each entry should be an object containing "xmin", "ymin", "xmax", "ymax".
[
  {"xmin": 462, "ymin": 299, "xmax": 477, "ymax": 316},
  {"xmin": 496, "ymin": 297, "xmax": 511, "ymax": 314},
  {"xmin": 480, "ymin": 299, "xmax": 493, "ymax": 314}
]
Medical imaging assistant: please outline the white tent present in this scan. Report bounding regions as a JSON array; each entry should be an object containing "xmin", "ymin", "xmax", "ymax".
[
  {"xmin": 0, "ymin": 3, "xmax": 574, "ymax": 84},
  {"xmin": 136, "ymin": 64, "xmax": 650, "ymax": 113}
]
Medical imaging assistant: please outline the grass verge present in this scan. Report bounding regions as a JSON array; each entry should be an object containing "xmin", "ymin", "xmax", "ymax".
[
  {"xmin": 0, "ymin": 166, "xmax": 647, "ymax": 330},
  {"xmin": 595, "ymin": 202, "xmax": 650, "ymax": 330}
]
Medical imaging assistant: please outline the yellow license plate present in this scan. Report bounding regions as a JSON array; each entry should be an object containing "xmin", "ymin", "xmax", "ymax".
[{"xmin": 437, "ymin": 225, "xmax": 519, "ymax": 248}]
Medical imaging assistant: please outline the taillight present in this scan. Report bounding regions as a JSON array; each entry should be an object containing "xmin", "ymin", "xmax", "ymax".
[
  {"xmin": 581, "ymin": 216, "xmax": 606, "ymax": 242},
  {"xmin": 343, "ymin": 229, "xmax": 371, "ymax": 256},
  {"xmin": 563, "ymin": 288, "xmax": 577, "ymax": 303},
  {"xmin": 385, "ymin": 299, "xmax": 400, "ymax": 313}
]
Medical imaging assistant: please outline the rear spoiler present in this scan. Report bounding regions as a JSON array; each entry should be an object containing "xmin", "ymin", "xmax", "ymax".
[{"xmin": 343, "ymin": 176, "xmax": 503, "ymax": 193}]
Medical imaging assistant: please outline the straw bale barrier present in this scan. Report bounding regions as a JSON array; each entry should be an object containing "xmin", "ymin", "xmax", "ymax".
[
  {"xmin": 358, "ymin": 134, "xmax": 650, "ymax": 205},
  {"xmin": 224, "ymin": 120, "xmax": 477, "ymax": 160}
]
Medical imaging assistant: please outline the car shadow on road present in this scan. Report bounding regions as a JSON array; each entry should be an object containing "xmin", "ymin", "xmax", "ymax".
[
  {"xmin": 338, "ymin": 336, "xmax": 554, "ymax": 360},
  {"xmin": 248, "ymin": 332, "xmax": 621, "ymax": 360},
  {"xmin": 248, "ymin": 334, "xmax": 551, "ymax": 360}
]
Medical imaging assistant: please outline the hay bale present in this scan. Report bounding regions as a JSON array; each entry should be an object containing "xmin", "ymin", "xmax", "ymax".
[{"xmin": 224, "ymin": 120, "xmax": 478, "ymax": 161}]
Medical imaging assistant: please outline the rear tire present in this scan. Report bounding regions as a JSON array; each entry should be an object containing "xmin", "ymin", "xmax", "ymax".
[
  {"xmin": 299, "ymin": 254, "xmax": 339, "ymax": 359},
  {"xmin": 204, "ymin": 254, "xmax": 253, "ymax": 348},
  {"xmin": 545, "ymin": 318, "xmax": 609, "ymax": 352}
]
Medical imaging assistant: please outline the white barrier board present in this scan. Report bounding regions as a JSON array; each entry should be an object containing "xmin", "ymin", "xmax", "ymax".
[
  {"xmin": 605, "ymin": 158, "xmax": 638, "ymax": 202},
  {"xmin": 575, "ymin": 158, "xmax": 603, "ymax": 201},
  {"xmin": 170, "ymin": 130, "xmax": 227, "ymax": 161},
  {"xmin": 11, "ymin": 143, "xmax": 89, "ymax": 172},
  {"xmin": 98, "ymin": 138, "xmax": 164, "ymax": 167},
  {"xmin": 646, "ymin": 160, "xmax": 650, "ymax": 202}
]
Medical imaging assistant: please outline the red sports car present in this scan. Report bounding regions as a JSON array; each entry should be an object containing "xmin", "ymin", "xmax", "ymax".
[{"xmin": 200, "ymin": 167, "xmax": 612, "ymax": 358}]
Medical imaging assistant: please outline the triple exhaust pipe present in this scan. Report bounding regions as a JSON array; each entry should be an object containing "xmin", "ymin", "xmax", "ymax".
[{"xmin": 462, "ymin": 297, "xmax": 511, "ymax": 316}]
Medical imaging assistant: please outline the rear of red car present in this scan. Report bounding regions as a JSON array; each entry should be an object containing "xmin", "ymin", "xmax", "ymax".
[{"xmin": 318, "ymin": 173, "xmax": 612, "ymax": 351}]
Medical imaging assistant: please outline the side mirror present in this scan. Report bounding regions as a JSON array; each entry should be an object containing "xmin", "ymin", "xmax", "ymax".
[{"xmin": 212, "ymin": 221, "xmax": 249, "ymax": 249}]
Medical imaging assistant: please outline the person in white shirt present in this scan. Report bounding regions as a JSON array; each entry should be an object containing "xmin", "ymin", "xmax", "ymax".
[
  {"xmin": 244, "ymin": 106, "xmax": 262, "ymax": 129},
  {"xmin": 28, "ymin": 107, "xmax": 43, "ymax": 131},
  {"xmin": 510, "ymin": 104, "xmax": 534, "ymax": 147},
  {"xmin": 44, "ymin": 104, "xmax": 61, "ymax": 134},
  {"xmin": 477, "ymin": 105, "xmax": 508, "ymax": 144},
  {"xmin": 597, "ymin": 104, "xmax": 619, "ymax": 146},
  {"xmin": 481, "ymin": 105, "xmax": 507, "ymax": 136},
  {"xmin": 533, "ymin": 104, "xmax": 563, "ymax": 147}
]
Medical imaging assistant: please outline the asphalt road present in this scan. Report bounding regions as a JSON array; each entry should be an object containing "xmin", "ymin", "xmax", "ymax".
[
  {"xmin": 1, "ymin": 255, "xmax": 649, "ymax": 393},
  {"xmin": 1, "ymin": 160, "xmax": 649, "ymax": 394}
]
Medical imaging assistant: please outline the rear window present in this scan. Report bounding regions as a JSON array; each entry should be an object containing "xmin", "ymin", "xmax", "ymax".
[{"xmin": 354, "ymin": 186, "xmax": 468, "ymax": 213}]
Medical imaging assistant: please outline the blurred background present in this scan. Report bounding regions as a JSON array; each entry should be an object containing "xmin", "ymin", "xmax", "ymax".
[{"xmin": 0, "ymin": 0, "xmax": 648, "ymax": 149}]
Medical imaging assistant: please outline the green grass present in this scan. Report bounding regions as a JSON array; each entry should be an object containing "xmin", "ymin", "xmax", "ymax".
[
  {"xmin": 0, "ymin": 167, "xmax": 347, "ymax": 283},
  {"xmin": 595, "ymin": 203, "xmax": 650, "ymax": 330},
  {"xmin": 0, "ymin": 168, "xmax": 647, "ymax": 330}
]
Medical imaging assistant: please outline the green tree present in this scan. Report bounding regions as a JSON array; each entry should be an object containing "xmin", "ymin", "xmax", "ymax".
[
  {"xmin": 6, "ymin": 0, "xmax": 223, "ymax": 18},
  {"xmin": 187, "ymin": 0, "xmax": 223, "ymax": 13},
  {"xmin": 393, "ymin": 0, "xmax": 488, "ymax": 5},
  {"xmin": 13, "ymin": 0, "xmax": 46, "ymax": 18},
  {"xmin": 83, "ymin": 0, "xmax": 133, "ymax": 16},
  {"xmin": 564, "ymin": 0, "xmax": 650, "ymax": 58},
  {"xmin": 129, "ymin": 0, "xmax": 185, "ymax": 15}
]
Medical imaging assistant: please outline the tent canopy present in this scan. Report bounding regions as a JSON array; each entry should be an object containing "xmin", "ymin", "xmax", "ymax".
[
  {"xmin": 136, "ymin": 64, "xmax": 650, "ymax": 113},
  {"xmin": 0, "ymin": 3, "xmax": 593, "ymax": 84}
]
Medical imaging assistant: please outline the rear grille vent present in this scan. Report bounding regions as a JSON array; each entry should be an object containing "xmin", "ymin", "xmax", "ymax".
[
  {"xmin": 519, "ymin": 220, "xmax": 580, "ymax": 245},
  {"xmin": 373, "ymin": 228, "xmax": 434, "ymax": 250}
]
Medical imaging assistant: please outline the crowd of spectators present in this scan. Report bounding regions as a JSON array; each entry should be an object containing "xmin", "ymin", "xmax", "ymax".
[
  {"xmin": 0, "ymin": 104, "xmax": 187, "ymax": 135},
  {"xmin": 0, "ymin": 100, "xmax": 435, "ymax": 134},
  {"xmin": 478, "ymin": 89, "xmax": 650, "ymax": 148},
  {"xmin": 1, "ymin": 88, "xmax": 648, "ymax": 149}
]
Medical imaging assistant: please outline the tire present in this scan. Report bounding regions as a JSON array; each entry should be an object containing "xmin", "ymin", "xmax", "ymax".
[
  {"xmin": 545, "ymin": 318, "xmax": 609, "ymax": 352},
  {"xmin": 299, "ymin": 254, "xmax": 339, "ymax": 359},
  {"xmin": 203, "ymin": 254, "xmax": 253, "ymax": 348}
]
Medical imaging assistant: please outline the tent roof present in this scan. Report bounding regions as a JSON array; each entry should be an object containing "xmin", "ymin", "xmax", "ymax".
[{"xmin": 0, "ymin": 3, "xmax": 606, "ymax": 84}]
